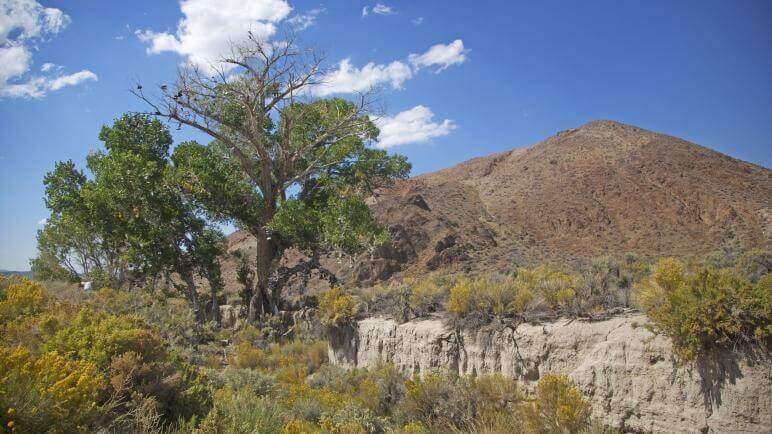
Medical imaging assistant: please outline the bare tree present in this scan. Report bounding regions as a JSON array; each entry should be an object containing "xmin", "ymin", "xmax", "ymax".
[{"xmin": 134, "ymin": 31, "xmax": 405, "ymax": 320}]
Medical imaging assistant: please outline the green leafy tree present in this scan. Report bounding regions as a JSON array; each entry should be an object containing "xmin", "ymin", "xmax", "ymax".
[
  {"xmin": 36, "ymin": 115, "xmax": 226, "ymax": 321},
  {"xmin": 139, "ymin": 33, "xmax": 410, "ymax": 319},
  {"xmin": 34, "ymin": 161, "xmax": 126, "ymax": 285}
]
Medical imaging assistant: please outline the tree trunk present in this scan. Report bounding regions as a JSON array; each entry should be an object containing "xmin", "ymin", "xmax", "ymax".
[
  {"xmin": 248, "ymin": 229, "xmax": 276, "ymax": 321},
  {"xmin": 181, "ymin": 269, "xmax": 201, "ymax": 322},
  {"xmin": 211, "ymin": 284, "xmax": 220, "ymax": 325}
]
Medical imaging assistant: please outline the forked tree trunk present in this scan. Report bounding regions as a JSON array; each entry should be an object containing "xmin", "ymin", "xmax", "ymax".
[{"xmin": 248, "ymin": 229, "xmax": 276, "ymax": 321}]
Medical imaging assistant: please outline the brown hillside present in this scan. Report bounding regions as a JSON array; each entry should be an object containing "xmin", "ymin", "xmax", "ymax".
[{"xmin": 223, "ymin": 120, "xmax": 771, "ymax": 292}]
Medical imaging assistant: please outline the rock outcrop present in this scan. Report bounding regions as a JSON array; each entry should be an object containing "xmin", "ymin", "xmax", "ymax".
[{"xmin": 327, "ymin": 312, "xmax": 771, "ymax": 433}]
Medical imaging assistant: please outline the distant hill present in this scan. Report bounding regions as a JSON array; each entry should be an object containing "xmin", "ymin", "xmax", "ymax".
[
  {"xmin": 0, "ymin": 270, "xmax": 33, "ymax": 279},
  {"xmin": 223, "ymin": 120, "xmax": 771, "ymax": 291}
]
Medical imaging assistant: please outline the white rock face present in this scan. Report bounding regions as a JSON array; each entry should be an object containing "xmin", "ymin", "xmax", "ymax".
[{"xmin": 327, "ymin": 313, "xmax": 771, "ymax": 433}]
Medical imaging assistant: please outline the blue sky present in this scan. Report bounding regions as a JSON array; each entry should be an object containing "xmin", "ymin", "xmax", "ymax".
[{"xmin": 1, "ymin": 0, "xmax": 771, "ymax": 270}]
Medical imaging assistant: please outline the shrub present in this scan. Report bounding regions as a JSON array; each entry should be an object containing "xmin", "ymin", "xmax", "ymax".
[
  {"xmin": 402, "ymin": 372, "xmax": 471, "ymax": 430},
  {"xmin": 318, "ymin": 288, "xmax": 359, "ymax": 327},
  {"xmin": 521, "ymin": 374, "xmax": 590, "ymax": 433},
  {"xmin": 447, "ymin": 273, "xmax": 533, "ymax": 323},
  {"xmin": 0, "ymin": 278, "xmax": 50, "ymax": 324},
  {"xmin": 0, "ymin": 346, "xmax": 104, "ymax": 433},
  {"xmin": 407, "ymin": 277, "xmax": 450, "ymax": 318},
  {"xmin": 45, "ymin": 308, "xmax": 165, "ymax": 370},
  {"xmin": 635, "ymin": 258, "xmax": 771, "ymax": 361},
  {"xmin": 527, "ymin": 266, "xmax": 579, "ymax": 313},
  {"xmin": 197, "ymin": 389, "xmax": 287, "ymax": 434}
]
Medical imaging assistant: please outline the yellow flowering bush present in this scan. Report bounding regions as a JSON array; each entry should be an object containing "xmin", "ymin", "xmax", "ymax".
[
  {"xmin": 44, "ymin": 308, "xmax": 165, "ymax": 369},
  {"xmin": 635, "ymin": 258, "xmax": 771, "ymax": 360},
  {"xmin": 447, "ymin": 273, "xmax": 534, "ymax": 320},
  {"xmin": 520, "ymin": 374, "xmax": 590, "ymax": 433},
  {"xmin": 0, "ymin": 279, "xmax": 50, "ymax": 324},
  {"xmin": 318, "ymin": 288, "xmax": 359, "ymax": 327},
  {"xmin": 0, "ymin": 346, "xmax": 104, "ymax": 433}
]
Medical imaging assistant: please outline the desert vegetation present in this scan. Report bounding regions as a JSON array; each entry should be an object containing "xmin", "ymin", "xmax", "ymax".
[
  {"xmin": 321, "ymin": 249, "xmax": 770, "ymax": 361},
  {"xmin": 1, "ymin": 274, "xmax": 603, "ymax": 433},
  {"xmin": 7, "ymin": 21, "xmax": 770, "ymax": 434}
]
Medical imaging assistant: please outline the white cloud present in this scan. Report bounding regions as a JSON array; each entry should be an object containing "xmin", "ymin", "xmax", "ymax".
[
  {"xmin": 37, "ymin": 217, "xmax": 47, "ymax": 226},
  {"xmin": 137, "ymin": 0, "xmax": 292, "ymax": 72},
  {"xmin": 375, "ymin": 105, "xmax": 456, "ymax": 149},
  {"xmin": 409, "ymin": 39, "xmax": 468, "ymax": 72},
  {"xmin": 412, "ymin": 17, "xmax": 423, "ymax": 26},
  {"xmin": 312, "ymin": 58, "xmax": 412, "ymax": 96},
  {"xmin": 362, "ymin": 3, "xmax": 394, "ymax": 17},
  {"xmin": 0, "ymin": 0, "xmax": 70, "ymax": 43},
  {"xmin": 372, "ymin": 3, "xmax": 395, "ymax": 15},
  {"xmin": 48, "ymin": 70, "xmax": 98, "ymax": 90},
  {"xmin": 0, "ymin": 0, "xmax": 97, "ymax": 99},
  {"xmin": 287, "ymin": 7, "xmax": 324, "ymax": 31}
]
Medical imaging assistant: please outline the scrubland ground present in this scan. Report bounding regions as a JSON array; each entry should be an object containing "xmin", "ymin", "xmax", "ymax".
[{"xmin": 0, "ymin": 249, "xmax": 769, "ymax": 433}]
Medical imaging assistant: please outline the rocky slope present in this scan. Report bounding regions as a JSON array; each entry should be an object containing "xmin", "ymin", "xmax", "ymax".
[
  {"xmin": 222, "ymin": 120, "xmax": 771, "ymax": 292},
  {"xmin": 327, "ymin": 313, "xmax": 771, "ymax": 433}
]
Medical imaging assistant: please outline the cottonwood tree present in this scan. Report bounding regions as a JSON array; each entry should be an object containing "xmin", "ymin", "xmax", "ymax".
[
  {"xmin": 36, "ymin": 115, "xmax": 226, "ymax": 322},
  {"xmin": 34, "ymin": 161, "xmax": 126, "ymax": 286},
  {"xmin": 136, "ymin": 33, "xmax": 410, "ymax": 320}
]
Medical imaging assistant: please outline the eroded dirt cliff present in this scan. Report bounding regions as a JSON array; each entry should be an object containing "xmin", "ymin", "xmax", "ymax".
[{"xmin": 328, "ymin": 312, "xmax": 771, "ymax": 433}]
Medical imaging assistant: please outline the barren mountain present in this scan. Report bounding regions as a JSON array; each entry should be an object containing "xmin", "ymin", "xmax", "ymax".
[{"xmin": 224, "ymin": 120, "xmax": 771, "ymax": 292}]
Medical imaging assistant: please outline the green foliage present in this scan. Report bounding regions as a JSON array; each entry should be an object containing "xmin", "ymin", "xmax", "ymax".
[
  {"xmin": 318, "ymin": 288, "xmax": 360, "ymax": 327},
  {"xmin": 36, "ymin": 114, "xmax": 225, "ymax": 319},
  {"xmin": 169, "ymin": 88, "xmax": 410, "ymax": 317},
  {"xmin": 197, "ymin": 391, "xmax": 287, "ymax": 434},
  {"xmin": 635, "ymin": 258, "xmax": 771, "ymax": 360}
]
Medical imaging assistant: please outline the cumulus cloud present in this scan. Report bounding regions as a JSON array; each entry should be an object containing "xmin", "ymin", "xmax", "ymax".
[
  {"xmin": 409, "ymin": 39, "xmax": 468, "ymax": 72},
  {"xmin": 375, "ymin": 105, "xmax": 456, "ymax": 149},
  {"xmin": 137, "ymin": 0, "xmax": 292, "ymax": 72},
  {"xmin": 287, "ymin": 7, "xmax": 324, "ymax": 30},
  {"xmin": 312, "ymin": 39, "xmax": 467, "ymax": 97},
  {"xmin": 312, "ymin": 58, "xmax": 412, "ymax": 96},
  {"xmin": 0, "ymin": 0, "xmax": 97, "ymax": 99}
]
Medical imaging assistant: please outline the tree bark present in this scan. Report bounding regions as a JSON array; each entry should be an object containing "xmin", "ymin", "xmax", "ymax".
[
  {"xmin": 211, "ymin": 284, "xmax": 220, "ymax": 325},
  {"xmin": 181, "ymin": 269, "xmax": 201, "ymax": 322},
  {"xmin": 248, "ymin": 229, "xmax": 276, "ymax": 321}
]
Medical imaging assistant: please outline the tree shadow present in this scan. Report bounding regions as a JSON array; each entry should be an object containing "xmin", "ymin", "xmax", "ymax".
[{"xmin": 692, "ymin": 346, "xmax": 767, "ymax": 411}]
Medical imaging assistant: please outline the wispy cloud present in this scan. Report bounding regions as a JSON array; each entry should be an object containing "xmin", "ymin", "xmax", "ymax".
[
  {"xmin": 0, "ymin": 0, "xmax": 98, "ymax": 99},
  {"xmin": 362, "ymin": 3, "xmax": 395, "ymax": 17},
  {"xmin": 287, "ymin": 7, "xmax": 325, "ymax": 31},
  {"xmin": 375, "ymin": 105, "xmax": 456, "ymax": 148}
]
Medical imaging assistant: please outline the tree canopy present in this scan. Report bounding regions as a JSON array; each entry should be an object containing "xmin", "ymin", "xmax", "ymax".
[{"xmin": 137, "ymin": 33, "xmax": 410, "ymax": 319}]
